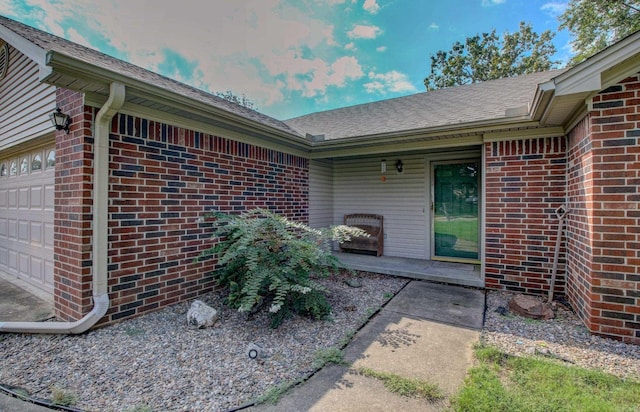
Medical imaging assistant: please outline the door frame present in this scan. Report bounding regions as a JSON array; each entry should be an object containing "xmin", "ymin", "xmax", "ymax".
[{"xmin": 426, "ymin": 151, "xmax": 482, "ymax": 264}]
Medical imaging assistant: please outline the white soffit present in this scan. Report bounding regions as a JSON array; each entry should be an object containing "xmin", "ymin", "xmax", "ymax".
[{"xmin": 554, "ymin": 31, "xmax": 640, "ymax": 97}]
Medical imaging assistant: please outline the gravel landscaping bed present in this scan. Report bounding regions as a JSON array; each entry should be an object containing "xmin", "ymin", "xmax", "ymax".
[
  {"xmin": 0, "ymin": 271, "xmax": 408, "ymax": 412},
  {"xmin": 483, "ymin": 290, "xmax": 640, "ymax": 381},
  {"xmin": 3, "ymin": 279, "xmax": 640, "ymax": 411}
]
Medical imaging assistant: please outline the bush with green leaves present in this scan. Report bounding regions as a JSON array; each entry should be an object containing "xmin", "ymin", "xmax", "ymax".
[{"xmin": 197, "ymin": 209, "xmax": 366, "ymax": 327}]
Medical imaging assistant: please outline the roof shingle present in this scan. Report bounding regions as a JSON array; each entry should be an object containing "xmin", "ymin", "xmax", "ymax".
[{"xmin": 284, "ymin": 70, "xmax": 565, "ymax": 140}]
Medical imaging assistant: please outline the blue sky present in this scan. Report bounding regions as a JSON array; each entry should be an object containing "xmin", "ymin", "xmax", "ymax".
[{"xmin": 0, "ymin": 0, "xmax": 571, "ymax": 119}]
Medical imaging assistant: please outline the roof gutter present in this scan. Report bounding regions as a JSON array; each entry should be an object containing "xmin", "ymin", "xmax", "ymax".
[
  {"xmin": 0, "ymin": 82, "xmax": 125, "ymax": 334},
  {"xmin": 309, "ymin": 115, "xmax": 539, "ymax": 149},
  {"xmin": 529, "ymin": 79, "xmax": 556, "ymax": 124}
]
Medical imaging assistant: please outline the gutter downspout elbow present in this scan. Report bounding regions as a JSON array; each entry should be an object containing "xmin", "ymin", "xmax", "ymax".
[{"xmin": 0, "ymin": 82, "xmax": 126, "ymax": 334}]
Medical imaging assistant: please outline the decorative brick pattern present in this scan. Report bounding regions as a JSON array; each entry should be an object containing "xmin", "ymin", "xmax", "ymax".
[
  {"xmin": 54, "ymin": 100, "xmax": 309, "ymax": 325},
  {"xmin": 484, "ymin": 136, "xmax": 567, "ymax": 295},
  {"xmin": 566, "ymin": 75, "xmax": 640, "ymax": 344}
]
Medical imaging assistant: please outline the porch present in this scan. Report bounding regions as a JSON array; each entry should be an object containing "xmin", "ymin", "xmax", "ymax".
[{"xmin": 334, "ymin": 252, "xmax": 484, "ymax": 288}]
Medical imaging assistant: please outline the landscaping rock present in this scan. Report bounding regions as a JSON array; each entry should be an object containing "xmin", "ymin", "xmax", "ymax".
[
  {"xmin": 344, "ymin": 278, "xmax": 362, "ymax": 288},
  {"xmin": 187, "ymin": 300, "xmax": 219, "ymax": 328},
  {"xmin": 508, "ymin": 294, "xmax": 555, "ymax": 320}
]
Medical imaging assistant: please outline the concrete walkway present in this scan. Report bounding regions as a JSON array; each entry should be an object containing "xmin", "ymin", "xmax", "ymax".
[
  {"xmin": 250, "ymin": 281, "xmax": 485, "ymax": 412},
  {"xmin": 0, "ymin": 276, "xmax": 54, "ymax": 322}
]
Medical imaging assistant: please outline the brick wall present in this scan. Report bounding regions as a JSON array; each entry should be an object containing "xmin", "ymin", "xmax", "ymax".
[
  {"xmin": 566, "ymin": 75, "xmax": 640, "ymax": 344},
  {"xmin": 53, "ymin": 89, "xmax": 94, "ymax": 321},
  {"xmin": 54, "ymin": 101, "xmax": 309, "ymax": 325},
  {"xmin": 565, "ymin": 117, "xmax": 594, "ymax": 334},
  {"xmin": 484, "ymin": 136, "xmax": 567, "ymax": 295}
]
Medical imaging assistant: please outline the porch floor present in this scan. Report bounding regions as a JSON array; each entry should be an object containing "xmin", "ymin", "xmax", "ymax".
[{"xmin": 333, "ymin": 251, "xmax": 484, "ymax": 288}]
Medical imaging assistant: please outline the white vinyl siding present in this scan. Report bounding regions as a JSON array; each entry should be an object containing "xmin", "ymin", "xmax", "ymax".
[
  {"xmin": 333, "ymin": 156, "xmax": 428, "ymax": 259},
  {"xmin": 309, "ymin": 159, "xmax": 333, "ymax": 228},
  {"xmin": 0, "ymin": 44, "xmax": 56, "ymax": 150}
]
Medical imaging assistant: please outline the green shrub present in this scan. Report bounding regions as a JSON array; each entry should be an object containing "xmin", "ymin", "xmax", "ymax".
[{"xmin": 197, "ymin": 209, "xmax": 366, "ymax": 327}]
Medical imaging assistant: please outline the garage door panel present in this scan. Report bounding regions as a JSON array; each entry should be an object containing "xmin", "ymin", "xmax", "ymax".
[
  {"xmin": 44, "ymin": 259, "xmax": 54, "ymax": 287},
  {"xmin": 18, "ymin": 187, "xmax": 29, "ymax": 208},
  {"xmin": 30, "ymin": 221, "xmax": 42, "ymax": 245},
  {"xmin": 44, "ymin": 183, "xmax": 54, "ymax": 210},
  {"xmin": 8, "ymin": 218, "xmax": 17, "ymax": 239},
  {"xmin": 0, "ymin": 144, "xmax": 54, "ymax": 295},
  {"xmin": 18, "ymin": 219, "xmax": 29, "ymax": 242},
  {"xmin": 8, "ymin": 188, "xmax": 17, "ymax": 208},
  {"xmin": 44, "ymin": 222, "xmax": 53, "ymax": 248},
  {"xmin": 19, "ymin": 252, "xmax": 30, "ymax": 277},
  {"xmin": 30, "ymin": 256, "xmax": 43, "ymax": 282},
  {"xmin": 30, "ymin": 185, "xmax": 42, "ymax": 208},
  {"xmin": 8, "ymin": 250, "xmax": 17, "ymax": 270}
]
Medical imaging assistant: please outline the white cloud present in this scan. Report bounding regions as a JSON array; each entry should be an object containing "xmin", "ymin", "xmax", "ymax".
[
  {"xmin": 314, "ymin": 0, "xmax": 348, "ymax": 5},
  {"xmin": 481, "ymin": 0, "xmax": 506, "ymax": 6},
  {"xmin": 364, "ymin": 70, "xmax": 417, "ymax": 94},
  {"xmin": 363, "ymin": 0, "xmax": 380, "ymax": 14},
  {"xmin": 429, "ymin": 22, "xmax": 439, "ymax": 30},
  {"xmin": 376, "ymin": 46, "xmax": 387, "ymax": 52},
  {"xmin": 347, "ymin": 24, "xmax": 383, "ymax": 39},
  {"xmin": 65, "ymin": 27, "xmax": 93, "ymax": 49},
  {"xmin": 1, "ymin": 0, "xmax": 362, "ymax": 111},
  {"xmin": 263, "ymin": 52, "xmax": 363, "ymax": 97},
  {"xmin": 345, "ymin": 42, "xmax": 356, "ymax": 50},
  {"xmin": 541, "ymin": 2, "xmax": 567, "ymax": 17}
]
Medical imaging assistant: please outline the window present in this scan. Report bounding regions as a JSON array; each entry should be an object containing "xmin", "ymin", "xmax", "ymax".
[
  {"xmin": 0, "ymin": 164, "xmax": 6, "ymax": 177},
  {"xmin": 20, "ymin": 157, "xmax": 28, "ymax": 174},
  {"xmin": 31, "ymin": 154, "xmax": 42, "ymax": 171},
  {"xmin": 9, "ymin": 161, "xmax": 16, "ymax": 176},
  {"xmin": 46, "ymin": 150, "xmax": 56, "ymax": 168}
]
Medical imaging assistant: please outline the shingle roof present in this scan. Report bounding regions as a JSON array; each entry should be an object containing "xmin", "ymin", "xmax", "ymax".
[
  {"xmin": 284, "ymin": 70, "xmax": 566, "ymax": 140},
  {"xmin": 0, "ymin": 15, "xmax": 302, "ymax": 137}
]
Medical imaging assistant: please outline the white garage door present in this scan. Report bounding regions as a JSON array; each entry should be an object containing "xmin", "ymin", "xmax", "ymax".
[{"xmin": 0, "ymin": 145, "xmax": 55, "ymax": 295}]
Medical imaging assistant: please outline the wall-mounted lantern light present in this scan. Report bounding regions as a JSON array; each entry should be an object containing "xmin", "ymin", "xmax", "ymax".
[
  {"xmin": 381, "ymin": 159, "xmax": 386, "ymax": 173},
  {"xmin": 395, "ymin": 159, "xmax": 404, "ymax": 173},
  {"xmin": 49, "ymin": 107, "xmax": 70, "ymax": 134}
]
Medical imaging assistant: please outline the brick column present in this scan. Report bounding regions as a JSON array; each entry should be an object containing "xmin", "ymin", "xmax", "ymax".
[
  {"xmin": 53, "ymin": 89, "xmax": 95, "ymax": 321},
  {"xmin": 568, "ymin": 75, "xmax": 640, "ymax": 344}
]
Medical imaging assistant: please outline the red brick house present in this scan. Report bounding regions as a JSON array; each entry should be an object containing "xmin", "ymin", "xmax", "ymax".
[{"xmin": 0, "ymin": 16, "xmax": 639, "ymax": 343}]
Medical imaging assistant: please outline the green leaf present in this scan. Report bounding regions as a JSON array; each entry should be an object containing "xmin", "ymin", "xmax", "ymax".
[{"xmin": 424, "ymin": 21, "xmax": 559, "ymax": 91}]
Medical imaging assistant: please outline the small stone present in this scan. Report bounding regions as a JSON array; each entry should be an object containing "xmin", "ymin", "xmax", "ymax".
[
  {"xmin": 186, "ymin": 300, "xmax": 219, "ymax": 328},
  {"xmin": 344, "ymin": 278, "xmax": 362, "ymax": 288},
  {"xmin": 495, "ymin": 306, "xmax": 508, "ymax": 316},
  {"xmin": 508, "ymin": 294, "xmax": 555, "ymax": 320}
]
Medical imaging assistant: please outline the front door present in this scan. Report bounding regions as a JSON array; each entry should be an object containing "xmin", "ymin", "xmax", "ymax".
[{"xmin": 432, "ymin": 160, "xmax": 480, "ymax": 262}]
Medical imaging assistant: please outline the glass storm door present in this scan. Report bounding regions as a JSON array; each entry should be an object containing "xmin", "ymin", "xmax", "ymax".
[{"xmin": 432, "ymin": 161, "xmax": 480, "ymax": 262}]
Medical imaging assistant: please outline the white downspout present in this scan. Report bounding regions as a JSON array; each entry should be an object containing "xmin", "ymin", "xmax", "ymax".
[{"xmin": 0, "ymin": 82, "xmax": 126, "ymax": 334}]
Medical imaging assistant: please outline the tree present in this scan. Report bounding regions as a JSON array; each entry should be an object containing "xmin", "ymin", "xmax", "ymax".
[
  {"xmin": 559, "ymin": 0, "xmax": 640, "ymax": 65},
  {"xmin": 424, "ymin": 22, "xmax": 558, "ymax": 91},
  {"xmin": 215, "ymin": 90, "xmax": 258, "ymax": 111}
]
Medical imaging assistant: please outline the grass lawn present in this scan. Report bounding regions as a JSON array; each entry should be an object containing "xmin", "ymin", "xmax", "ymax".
[
  {"xmin": 434, "ymin": 217, "xmax": 478, "ymax": 243},
  {"xmin": 451, "ymin": 345, "xmax": 640, "ymax": 412}
]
